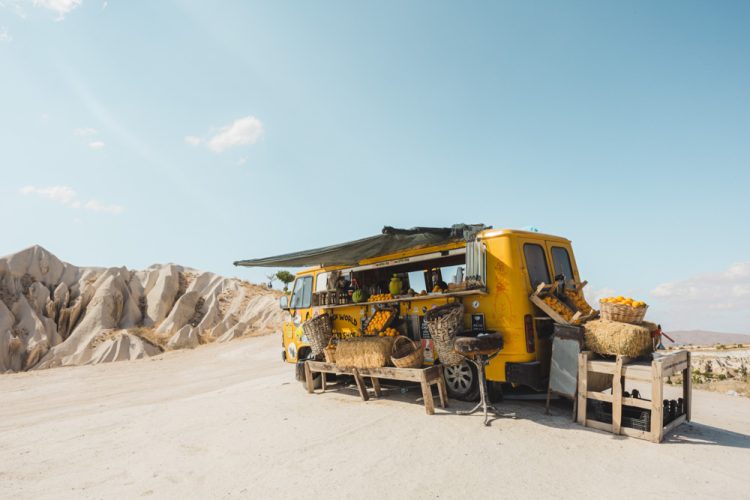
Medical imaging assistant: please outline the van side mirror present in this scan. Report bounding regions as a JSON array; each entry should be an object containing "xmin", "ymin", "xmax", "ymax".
[{"xmin": 279, "ymin": 295, "xmax": 289, "ymax": 310}]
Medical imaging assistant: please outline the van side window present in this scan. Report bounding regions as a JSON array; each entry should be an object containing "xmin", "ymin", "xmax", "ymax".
[
  {"xmin": 551, "ymin": 247, "xmax": 574, "ymax": 282},
  {"xmin": 523, "ymin": 243, "xmax": 550, "ymax": 289},
  {"xmin": 314, "ymin": 272, "xmax": 329, "ymax": 293},
  {"xmin": 290, "ymin": 276, "xmax": 313, "ymax": 309}
]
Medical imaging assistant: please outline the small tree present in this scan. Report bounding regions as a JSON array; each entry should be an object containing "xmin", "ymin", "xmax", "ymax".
[{"xmin": 276, "ymin": 270, "xmax": 295, "ymax": 292}]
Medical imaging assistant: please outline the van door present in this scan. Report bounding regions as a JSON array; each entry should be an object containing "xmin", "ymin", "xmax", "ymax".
[
  {"xmin": 287, "ymin": 274, "xmax": 314, "ymax": 361},
  {"xmin": 519, "ymin": 239, "xmax": 553, "ymax": 291}
]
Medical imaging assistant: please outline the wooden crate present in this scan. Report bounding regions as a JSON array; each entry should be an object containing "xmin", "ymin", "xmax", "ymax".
[
  {"xmin": 576, "ymin": 350, "xmax": 692, "ymax": 443},
  {"xmin": 529, "ymin": 282, "xmax": 597, "ymax": 325}
]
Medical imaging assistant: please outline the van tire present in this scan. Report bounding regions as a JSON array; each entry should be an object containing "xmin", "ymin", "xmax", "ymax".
[
  {"xmin": 295, "ymin": 359, "xmax": 322, "ymax": 390},
  {"xmin": 443, "ymin": 361, "xmax": 480, "ymax": 401}
]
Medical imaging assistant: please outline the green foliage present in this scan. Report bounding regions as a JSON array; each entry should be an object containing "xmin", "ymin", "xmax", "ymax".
[{"xmin": 275, "ymin": 270, "xmax": 295, "ymax": 291}]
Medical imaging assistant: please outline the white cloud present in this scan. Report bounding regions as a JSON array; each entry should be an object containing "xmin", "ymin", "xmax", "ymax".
[
  {"xmin": 84, "ymin": 199, "xmax": 123, "ymax": 214},
  {"xmin": 88, "ymin": 140, "xmax": 105, "ymax": 149},
  {"xmin": 74, "ymin": 127, "xmax": 97, "ymax": 136},
  {"xmin": 33, "ymin": 0, "xmax": 82, "ymax": 20},
  {"xmin": 189, "ymin": 115, "xmax": 263, "ymax": 153},
  {"xmin": 0, "ymin": 26, "xmax": 11, "ymax": 42},
  {"xmin": 651, "ymin": 262, "xmax": 750, "ymax": 320},
  {"xmin": 19, "ymin": 185, "xmax": 77, "ymax": 205},
  {"xmin": 652, "ymin": 263, "xmax": 750, "ymax": 308},
  {"xmin": 19, "ymin": 185, "xmax": 123, "ymax": 215}
]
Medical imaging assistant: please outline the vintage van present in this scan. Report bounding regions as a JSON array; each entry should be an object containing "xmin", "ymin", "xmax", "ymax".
[{"xmin": 234, "ymin": 224, "xmax": 582, "ymax": 400}]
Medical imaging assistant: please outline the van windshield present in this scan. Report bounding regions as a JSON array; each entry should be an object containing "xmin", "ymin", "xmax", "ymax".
[{"xmin": 290, "ymin": 276, "xmax": 313, "ymax": 309}]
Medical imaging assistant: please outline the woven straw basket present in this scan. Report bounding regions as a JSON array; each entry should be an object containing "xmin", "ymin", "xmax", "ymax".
[
  {"xmin": 323, "ymin": 345, "xmax": 336, "ymax": 363},
  {"xmin": 425, "ymin": 302, "xmax": 465, "ymax": 366},
  {"xmin": 302, "ymin": 313, "xmax": 333, "ymax": 356},
  {"xmin": 599, "ymin": 301, "xmax": 648, "ymax": 325},
  {"xmin": 391, "ymin": 336, "xmax": 424, "ymax": 369}
]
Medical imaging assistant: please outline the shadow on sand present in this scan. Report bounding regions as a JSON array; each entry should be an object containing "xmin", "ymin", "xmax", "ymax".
[{"xmin": 311, "ymin": 379, "xmax": 750, "ymax": 448}]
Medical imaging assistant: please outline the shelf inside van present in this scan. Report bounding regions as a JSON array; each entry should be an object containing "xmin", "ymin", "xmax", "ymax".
[{"xmin": 318, "ymin": 288, "xmax": 488, "ymax": 310}]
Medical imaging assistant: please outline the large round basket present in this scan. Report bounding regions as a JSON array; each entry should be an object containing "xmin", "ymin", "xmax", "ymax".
[
  {"xmin": 391, "ymin": 336, "xmax": 424, "ymax": 369},
  {"xmin": 302, "ymin": 313, "xmax": 333, "ymax": 356},
  {"xmin": 599, "ymin": 301, "xmax": 648, "ymax": 325},
  {"xmin": 425, "ymin": 302, "xmax": 465, "ymax": 367}
]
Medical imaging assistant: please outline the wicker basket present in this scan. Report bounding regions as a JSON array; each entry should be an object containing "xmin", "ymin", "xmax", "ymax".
[
  {"xmin": 599, "ymin": 301, "xmax": 648, "ymax": 325},
  {"xmin": 425, "ymin": 302, "xmax": 465, "ymax": 366},
  {"xmin": 391, "ymin": 336, "xmax": 424, "ymax": 369},
  {"xmin": 323, "ymin": 345, "xmax": 336, "ymax": 364},
  {"xmin": 302, "ymin": 313, "xmax": 333, "ymax": 356}
]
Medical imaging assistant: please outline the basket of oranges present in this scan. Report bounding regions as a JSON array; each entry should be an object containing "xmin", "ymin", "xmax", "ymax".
[{"xmin": 599, "ymin": 296, "xmax": 648, "ymax": 325}]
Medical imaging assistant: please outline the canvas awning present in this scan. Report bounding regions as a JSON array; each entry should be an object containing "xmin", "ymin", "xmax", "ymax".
[{"xmin": 233, "ymin": 224, "xmax": 488, "ymax": 268}]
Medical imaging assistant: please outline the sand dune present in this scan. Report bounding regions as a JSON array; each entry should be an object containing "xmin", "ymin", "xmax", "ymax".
[{"xmin": 0, "ymin": 245, "xmax": 283, "ymax": 372}]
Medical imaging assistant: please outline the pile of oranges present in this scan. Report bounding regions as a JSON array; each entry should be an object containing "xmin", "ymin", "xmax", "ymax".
[
  {"xmin": 601, "ymin": 296, "xmax": 647, "ymax": 308},
  {"xmin": 365, "ymin": 310, "xmax": 392, "ymax": 335},
  {"xmin": 368, "ymin": 293, "xmax": 394, "ymax": 303},
  {"xmin": 379, "ymin": 327, "xmax": 399, "ymax": 338}
]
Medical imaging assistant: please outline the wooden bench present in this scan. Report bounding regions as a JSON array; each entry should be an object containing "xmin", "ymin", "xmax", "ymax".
[{"xmin": 304, "ymin": 361, "xmax": 448, "ymax": 415}]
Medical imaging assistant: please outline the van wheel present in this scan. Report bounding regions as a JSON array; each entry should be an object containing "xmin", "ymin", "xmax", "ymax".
[
  {"xmin": 443, "ymin": 361, "xmax": 479, "ymax": 401},
  {"xmin": 300, "ymin": 373, "xmax": 322, "ymax": 390},
  {"xmin": 295, "ymin": 360, "xmax": 322, "ymax": 390}
]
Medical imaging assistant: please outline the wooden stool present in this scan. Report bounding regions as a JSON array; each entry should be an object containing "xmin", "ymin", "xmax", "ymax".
[{"xmin": 453, "ymin": 333, "xmax": 504, "ymax": 426}]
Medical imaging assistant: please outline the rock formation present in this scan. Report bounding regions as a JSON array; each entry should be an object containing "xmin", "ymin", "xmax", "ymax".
[{"xmin": 0, "ymin": 245, "xmax": 283, "ymax": 372}]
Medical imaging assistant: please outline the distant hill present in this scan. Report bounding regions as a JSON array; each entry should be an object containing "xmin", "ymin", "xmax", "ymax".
[{"xmin": 666, "ymin": 330, "xmax": 750, "ymax": 346}]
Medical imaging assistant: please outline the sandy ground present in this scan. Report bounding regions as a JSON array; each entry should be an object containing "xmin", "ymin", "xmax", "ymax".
[{"xmin": 1, "ymin": 335, "xmax": 749, "ymax": 500}]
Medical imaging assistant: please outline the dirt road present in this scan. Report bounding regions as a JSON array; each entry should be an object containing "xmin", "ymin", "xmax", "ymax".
[{"xmin": 1, "ymin": 335, "xmax": 748, "ymax": 499}]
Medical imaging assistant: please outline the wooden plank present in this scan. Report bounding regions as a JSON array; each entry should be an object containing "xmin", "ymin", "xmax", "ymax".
[
  {"xmin": 356, "ymin": 366, "xmax": 424, "ymax": 382},
  {"xmin": 420, "ymin": 372, "xmax": 435, "ymax": 415},
  {"xmin": 319, "ymin": 288, "xmax": 489, "ymax": 309},
  {"xmin": 370, "ymin": 377, "xmax": 382, "ymax": 397},
  {"xmin": 436, "ymin": 368, "xmax": 448, "ymax": 409},
  {"xmin": 577, "ymin": 352, "xmax": 588, "ymax": 425},
  {"xmin": 351, "ymin": 368, "xmax": 369, "ymax": 402},
  {"xmin": 586, "ymin": 392, "xmax": 613, "ymax": 403},
  {"xmin": 663, "ymin": 414, "xmax": 687, "ymax": 439},
  {"xmin": 684, "ymin": 352, "xmax": 692, "ymax": 422},
  {"xmin": 304, "ymin": 361, "xmax": 314, "ymax": 394},
  {"xmin": 620, "ymin": 427, "xmax": 650, "ymax": 440},
  {"xmin": 585, "ymin": 419, "xmax": 612, "ymax": 432},
  {"xmin": 650, "ymin": 360, "xmax": 664, "ymax": 443},
  {"xmin": 622, "ymin": 397, "xmax": 651, "ymax": 410},
  {"xmin": 612, "ymin": 356, "xmax": 624, "ymax": 435}
]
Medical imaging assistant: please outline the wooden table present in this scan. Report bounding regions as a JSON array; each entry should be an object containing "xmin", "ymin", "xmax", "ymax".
[
  {"xmin": 304, "ymin": 361, "xmax": 448, "ymax": 415},
  {"xmin": 577, "ymin": 350, "xmax": 691, "ymax": 443}
]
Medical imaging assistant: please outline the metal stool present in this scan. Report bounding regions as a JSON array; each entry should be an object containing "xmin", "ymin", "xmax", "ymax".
[{"xmin": 453, "ymin": 333, "xmax": 504, "ymax": 426}]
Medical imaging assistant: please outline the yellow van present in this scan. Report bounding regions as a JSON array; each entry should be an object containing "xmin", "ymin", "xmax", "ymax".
[{"xmin": 234, "ymin": 224, "xmax": 582, "ymax": 401}]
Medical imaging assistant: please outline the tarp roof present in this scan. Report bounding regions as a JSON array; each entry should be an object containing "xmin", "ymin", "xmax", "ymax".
[{"xmin": 233, "ymin": 224, "xmax": 488, "ymax": 268}]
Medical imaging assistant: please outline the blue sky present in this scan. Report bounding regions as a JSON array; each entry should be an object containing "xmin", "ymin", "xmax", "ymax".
[{"xmin": 1, "ymin": 1, "xmax": 748, "ymax": 333}]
